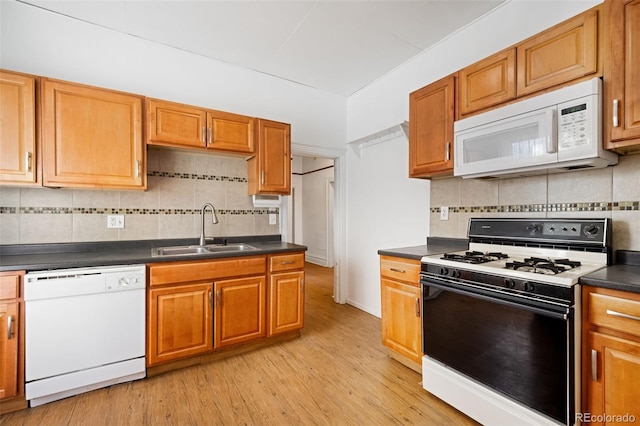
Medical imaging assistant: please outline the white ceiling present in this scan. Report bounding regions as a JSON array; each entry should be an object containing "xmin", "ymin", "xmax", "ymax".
[{"xmin": 20, "ymin": 0, "xmax": 505, "ymax": 96}]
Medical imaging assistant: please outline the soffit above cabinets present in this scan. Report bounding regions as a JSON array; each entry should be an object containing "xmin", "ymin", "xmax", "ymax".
[{"xmin": 18, "ymin": 0, "xmax": 504, "ymax": 96}]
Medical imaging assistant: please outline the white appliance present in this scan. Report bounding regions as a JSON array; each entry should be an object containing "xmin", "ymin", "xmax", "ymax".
[
  {"xmin": 24, "ymin": 264, "xmax": 146, "ymax": 407},
  {"xmin": 420, "ymin": 218, "xmax": 611, "ymax": 425},
  {"xmin": 454, "ymin": 78, "xmax": 618, "ymax": 179}
]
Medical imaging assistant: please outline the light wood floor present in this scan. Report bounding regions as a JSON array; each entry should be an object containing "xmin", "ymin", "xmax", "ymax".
[{"xmin": 1, "ymin": 263, "xmax": 477, "ymax": 425}]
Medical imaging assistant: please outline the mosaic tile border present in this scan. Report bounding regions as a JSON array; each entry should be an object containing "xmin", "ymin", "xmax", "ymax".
[
  {"xmin": 430, "ymin": 201, "xmax": 640, "ymax": 214},
  {"xmin": 0, "ymin": 207, "xmax": 278, "ymax": 215},
  {"xmin": 148, "ymin": 171, "xmax": 247, "ymax": 183}
]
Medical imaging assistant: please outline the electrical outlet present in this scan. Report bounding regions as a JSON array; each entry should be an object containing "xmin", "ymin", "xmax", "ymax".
[
  {"xmin": 107, "ymin": 215, "xmax": 125, "ymax": 229},
  {"xmin": 269, "ymin": 213, "xmax": 277, "ymax": 225},
  {"xmin": 440, "ymin": 206, "xmax": 449, "ymax": 221}
]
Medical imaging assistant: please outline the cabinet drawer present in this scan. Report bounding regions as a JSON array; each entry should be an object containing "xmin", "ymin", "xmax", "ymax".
[
  {"xmin": 269, "ymin": 253, "xmax": 305, "ymax": 272},
  {"xmin": 589, "ymin": 291, "xmax": 640, "ymax": 338},
  {"xmin": 149, "ymin": 256, "xmax": 266, "ymax": 286},
  {"xmin": 0, "ymin": 274, "xmax": 20, "ymax": 300},
  {"xmin": 380, "ymin": 256, "xmax": 420, "ymax": 284}
]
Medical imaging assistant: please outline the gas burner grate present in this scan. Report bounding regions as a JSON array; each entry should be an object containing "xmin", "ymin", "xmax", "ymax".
[
  {"xmin": 505, "ymin": 257, "xmax": 582, "ymax": 275},
  {"xmin": 442, "ymin": 251, "xmax": 509, "ymax": 264}
]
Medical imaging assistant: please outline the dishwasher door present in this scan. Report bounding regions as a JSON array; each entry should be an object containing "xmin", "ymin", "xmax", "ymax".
[{"xmin": 24, "ymin": 265, "xmax": 146, "ymax": 405}]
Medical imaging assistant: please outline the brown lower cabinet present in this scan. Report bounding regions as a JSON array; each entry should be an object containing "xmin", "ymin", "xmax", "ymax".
[
  {"xmin": 268, "ymin": 253, "xmax": 305, "ymax": 336},
  {"xmin": 214, "ymin": 276, "xmax": 266, "ymax": 349},
  {"xmin": 582, "ymin": 286, "xmax": 640, "ymax": 424},
  {"xmin": 380, "ymin": 255, "xmax": 422, "ymax": 370},
  {"xmin": 0, "ymin": 271, "xmax": 26, "ymax": 414},
  {"xmin": 147, "ymin": 253, "xmax": 305, "ymax": 368}
]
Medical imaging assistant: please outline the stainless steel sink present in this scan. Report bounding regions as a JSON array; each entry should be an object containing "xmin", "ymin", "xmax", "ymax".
[{"xmin": 151, "ymin": 243, "xmax": 258, "ymax": 257}]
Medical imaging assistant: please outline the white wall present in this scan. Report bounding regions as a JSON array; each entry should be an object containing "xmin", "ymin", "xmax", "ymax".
[
  {"xmin": 346, "ymin": 136, "xmax": 429, "ymax": 316},
  {"xmin": 0, "ymin": 0, "xmax": 347, "ymax": 151}
]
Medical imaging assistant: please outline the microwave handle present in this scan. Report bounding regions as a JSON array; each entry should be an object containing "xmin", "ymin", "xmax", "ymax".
[{"xmin": 546, "ymin": 109, "xmax": 557, "ymax": 154}]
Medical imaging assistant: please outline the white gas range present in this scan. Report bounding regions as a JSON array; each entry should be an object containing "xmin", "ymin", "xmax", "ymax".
[{"xmin": 419, "ymin": 218, "xmax": 611, "ymax": 426}]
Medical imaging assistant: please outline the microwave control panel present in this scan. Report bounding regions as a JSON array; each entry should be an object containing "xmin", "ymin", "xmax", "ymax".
[{"xmin": 557, "ymin": 94, "xmax": 596, "ymax": 151}]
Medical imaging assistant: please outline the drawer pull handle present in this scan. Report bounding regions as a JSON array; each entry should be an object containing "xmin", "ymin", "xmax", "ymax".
[
  {"xmin": 415, "ymin": 298, "xmax": 420, "ymax": 318},
  {"xmin": 591, "ymin": 349, "xmax": 598, "ymax": 381},
  {"xmin": 281, "ymin": 261, "xmax": 295, "ymax": 265},
  {"xmin": 26, "ymin": 151, "xmax": 32, "ymax": 172},
  {"xmin": 606, "ymin": 309, "xmax": 640, "ymax": 322},
  {"xmin": 216, "ymin": 289, "xmax": 221, "ymax": 307},
  {"xmin": 390, "ymin": 268, "xmax": 406, "ymax": 273},
  {"xmin": 613, "ymin": 99, "xmax": 619, "ymax": 128}
]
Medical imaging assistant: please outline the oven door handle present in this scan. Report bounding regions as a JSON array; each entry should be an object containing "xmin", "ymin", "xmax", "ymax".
[{"xmin": 423, "ymin": 279, "xmax": 570, "ymax": 320}]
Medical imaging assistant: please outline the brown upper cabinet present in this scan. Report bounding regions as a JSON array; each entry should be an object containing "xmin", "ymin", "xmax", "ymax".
[
  {"xmin": 458, "ymin": 48, "xmax": 516, "ymax": 117},
  {"xmin": 604, "ymin": 0, "xmax": 640, "ymax": 152},
  {"xmin": 409, "ymin": 74, "xmax": 455, "ymax": 178},
  {"xmin": 248, "ymin": 119, "xmax": 291, "ymax": 195},
  {"xmin": 457, "ymin": 5, "xmax": 602, "ymax": 120},
  {"xmin": 0, "ymin": 70, "xmax": 37, "ymax": 186},
  {"xmin": 146, "ymin": 99, "xmax": 254, "ymax": 154},
  {"xmin": 517, "ymin": 7, "xmax": 601, "ymax": 97},
  {"xmin": 40, "ymin": 78, "xmax": 146, "ymax": 189}
]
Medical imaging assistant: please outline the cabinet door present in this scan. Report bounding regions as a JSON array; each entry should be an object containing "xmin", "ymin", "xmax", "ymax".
[
  {"xmin": 517, "ymin": 8, "xmax": 599, "ymax": 96},
  {"xmin": 0, "ymin": 71, "xmax": 36, "ymax": 185},
  {"xmin": 207, "ymin": 110, "xmax": 254, "ymax": 154},
  {"xmin": 147, "ymin": 283, "xmax": 213, "ymax": 366},
  {"xmin": 215, "ymin": 276, "xmax": 266, "ymax": 348},
  {"xmin": 605, "ymin": 0, "xmax": 640, "ymax": 150},
  {"xmin": 409, "ymin": 74, "xmax": 455, "ymax": 178},
  {"xmin": 248, "ymin": 119, "xmax": 291, "ymax": 195},
  {"xmin": 146, "ymin": 99, "xmax": 207, "ymax": 149},
  {"xmin": 269, "ymin": 271, "xmax": 304, "ymax": 336},
  {"xmin": 585, "ymin": 331, "xmax": 640, "ymax": 424},
  {"xmin": 41, "ymin": 79, "xmax": 145, "ymax": 189},
  {"xmin": 380, "ymin": 278, "xmax": 422, "ymax": 364},
  {"xmin": 0, "ymin": 302, "xmax": 19, "ymax": 400},
  {"xmin": 458, "ymin": 48, "xmax": 516, "ymax": 117}
]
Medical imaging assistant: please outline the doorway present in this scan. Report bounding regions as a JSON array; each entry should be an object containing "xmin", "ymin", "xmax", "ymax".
[{"xmin": 281, "ymin": 144, "xmax": 346, "ymax": 304}]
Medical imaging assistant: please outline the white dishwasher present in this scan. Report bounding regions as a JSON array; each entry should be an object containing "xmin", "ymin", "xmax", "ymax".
[{"xmin": 24, "ymin": 264, "xmax": 146, "ymax": 407}]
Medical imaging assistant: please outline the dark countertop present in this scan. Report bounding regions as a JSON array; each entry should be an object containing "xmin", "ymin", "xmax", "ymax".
[
  {"xmin": 0, "ymin": 235, "xmax": 307, "ymax": 272},
  {"xmin": 580, "ymin": 250, "xmax": 640, "ymax": 294},
  {"xmin": 377, "ymin": 237, "xmax": 468, "ymax": 261}
]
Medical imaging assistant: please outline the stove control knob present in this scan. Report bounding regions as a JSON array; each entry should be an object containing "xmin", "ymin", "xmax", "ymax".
[
  {"xmin": 584, "ymin": 225, "xmax": 600, "ymax": 237},
  {"xmin": 523, "ymin": 282, "xmax": 535, "ymax": 292},
  {"xmin": 439, "ymin": 267, "xmax": 449, "ymax": 276},
  {"xmin": 504, "ymin": 278, "xmax": 516, "ymax": 289},
  {"xmin": 451, "ymin": 269, "xmax": 460, "ymax": 278},
  {"xmin": 526, "ymin": 223, "xmax": 540, "ymax": 234}
]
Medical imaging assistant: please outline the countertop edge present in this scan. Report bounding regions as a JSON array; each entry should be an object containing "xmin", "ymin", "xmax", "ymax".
[
  {"xmin": 377, "ymin": 238, "xmax": 468, "ymax": 261},
  {"xmin": 0, "ymin": 237, "xmax": 307, "ymax": 272}
]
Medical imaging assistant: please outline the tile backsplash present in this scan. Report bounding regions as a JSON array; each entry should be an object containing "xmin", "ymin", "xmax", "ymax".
[
  {"xmin": 0, "ymin": 148, "xmax": 279, "ymax": 244},
  {"xmin": 430, "ymin": 153, "xmax": 640, "ymax": 254}
]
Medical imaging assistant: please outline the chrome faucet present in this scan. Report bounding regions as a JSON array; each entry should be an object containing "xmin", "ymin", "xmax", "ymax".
[{"xmin": 199, "ymin": 203, "xmax": 219, "ymax": 246}]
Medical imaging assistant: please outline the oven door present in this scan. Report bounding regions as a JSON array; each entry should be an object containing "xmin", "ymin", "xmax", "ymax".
[{"xmin": 421, "ymin": 275, "xmax": 574, "ymax": 425}]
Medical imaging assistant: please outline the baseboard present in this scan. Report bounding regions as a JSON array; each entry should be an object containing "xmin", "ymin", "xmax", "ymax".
[{"xmin": 304, "ymin": 254, "xmax": 328, "ymax": 266}]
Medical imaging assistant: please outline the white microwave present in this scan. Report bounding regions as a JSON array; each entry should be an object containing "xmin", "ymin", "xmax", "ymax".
[{"xmin": 454, "ymin": 78, "xmax": 617, "ymax": 179}]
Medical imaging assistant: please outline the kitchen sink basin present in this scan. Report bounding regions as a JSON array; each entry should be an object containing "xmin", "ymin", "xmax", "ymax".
[{"xmin": 151, "ymin": 243, "xmax": 258, "ymax": 257}]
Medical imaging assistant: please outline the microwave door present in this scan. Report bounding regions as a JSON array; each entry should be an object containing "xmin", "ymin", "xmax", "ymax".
[{"xmin": 454, "ymin": 107, "xmax": 558, "ymax": 178}]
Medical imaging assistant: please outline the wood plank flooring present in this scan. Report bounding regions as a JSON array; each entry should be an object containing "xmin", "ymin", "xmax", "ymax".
[{"xmin": 1, "ymin": 263, "xmax": 477, "ymax": 425}]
